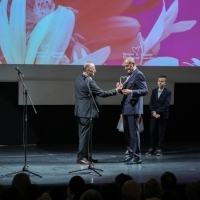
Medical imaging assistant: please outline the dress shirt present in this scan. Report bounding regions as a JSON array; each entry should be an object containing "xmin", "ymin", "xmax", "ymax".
[{"xmin": 158, "ymin": 88, "xmax": 164, "ymax": 98}]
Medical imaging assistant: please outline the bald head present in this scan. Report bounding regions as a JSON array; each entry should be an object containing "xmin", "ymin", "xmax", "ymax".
[
  {"xmin": 124, "ymin": 57, "xmax": 135, "ymax": 65},
  {"xmin": 83, "ymin": 62, "xmax": 96, "ymax": 77},
  {"xmin": 83, "ymin": 62, "xmax": 94, "ymax": 72},
  {"xmin": 122, "ymin": 180, "xmax": 142, "ymax": 200}
]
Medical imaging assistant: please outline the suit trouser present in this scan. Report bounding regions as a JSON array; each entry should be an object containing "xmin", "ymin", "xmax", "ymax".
[
  {"xmin": 77, "ymin": 117, "xmax": 94, "ymax": 159},
  {"xmin": 123, "ymin": 115, "xmax": 141, "ymax": 159},
  {"xmin": 150, "ymin": 116, "xmax": 167, "ymax": 150}
]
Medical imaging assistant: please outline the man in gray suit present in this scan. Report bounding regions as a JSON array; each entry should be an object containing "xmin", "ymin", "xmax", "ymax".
[
  {"xmin": 74, "ymin": 61, "xmax": 122, "ymax": 165},
  {"xmin": 120, "ymin": 57, "xmax": 148, "ymax": 164}
]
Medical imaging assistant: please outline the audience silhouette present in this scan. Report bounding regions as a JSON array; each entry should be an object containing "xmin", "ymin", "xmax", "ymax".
[{"xmin": 0, "ymin": 171, "xmax": 199, "ymax": 200}]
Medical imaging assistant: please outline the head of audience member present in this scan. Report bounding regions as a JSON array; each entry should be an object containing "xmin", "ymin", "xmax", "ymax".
[
  {"xmin": 99, "ymin": 182, "xmax": 122, "ymax": 200},
  {"xmin": 12, "ymin": 173, "xmax": 31, "ymax": 194},
  {"xmin": 160, "ymin": 190, "xmax": 180, "ymax": 200},
  {"xmin": 185, "ymin": 182, "xmax": 200, "ymax": 200},
  {"xmin": 0, "ymin": 184, "xmax": 5, "ymax": 193},
  {"xmin": 68, "ymin": 175, "xmax": 85, "ymax": 199},
  {"xmin": 81, "ymin": 183, "xmax": 100, "ymax": 194},
  {"xmin": 160, "ymin": 171, "xmax": 177, "ymax": 190},
  {"xmin": 49, "ymin": 187, "xmax": 66, "ymax": 200},
  {"xmin": 122, "ymin": 180, "xmax": 142, "ymax": 200},
  {"xmin": 24, "ymin": 184, "xmax": 43, "ymax": 200},
  {"xmin": 37, "ymin": 193, "xmax": 52, "ymax": 200},
  {"xmin": 80, "ymin": 189, "xmax": 103, "ymax": 200},
  {"xmin": 115, "ymin": 173, "xmax": 133, "ymax": 187},
  {"xmin": 83, "ymin": 62, "xmax": 96, "ymax": 77},
  {"xmin": 0, "ymin": 186, "xmax": 25, "ymax": 200},
  {"xmin": 143, "ymin": 178, "xmax": 163, "ymax": 199}
]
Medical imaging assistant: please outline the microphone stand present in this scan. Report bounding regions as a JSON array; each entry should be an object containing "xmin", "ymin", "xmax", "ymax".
[
  {"xmin": 3, "ymin": 68, "xmax": 42, "ymax": 178},
  {"xmin": 69, "ymin": 78, "xmax": 103, "ymax": 176}
]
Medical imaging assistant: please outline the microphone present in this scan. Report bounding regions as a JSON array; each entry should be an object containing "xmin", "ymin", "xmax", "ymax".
[{"xmin": 15, "ymin": 67, "xmax": 23, "ymax": 74}]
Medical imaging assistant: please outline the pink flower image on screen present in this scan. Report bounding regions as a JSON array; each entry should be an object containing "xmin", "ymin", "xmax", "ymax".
[{"xmin": 0, "ymin": 0, "xmax": 199, "ymax": 66}]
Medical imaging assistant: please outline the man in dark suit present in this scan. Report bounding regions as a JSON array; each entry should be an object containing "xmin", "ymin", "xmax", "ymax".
[
  {"xmin": 120, "ymin": 57, "xmax": 148, "ymax": 164},
  {"xmin": 74, "ymin": 61, "xmax": 122, "ymax": 165},
  {"xmin": 146, "ymin": 75, "xmax": 171, "ymax": 156}
]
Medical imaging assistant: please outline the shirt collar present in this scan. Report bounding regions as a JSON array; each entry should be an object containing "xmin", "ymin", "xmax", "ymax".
[
  {"xmin": 127, "ymin": 67, "xmax": 137, "ymax": 76},
  {"xmin": 83, "ymin": 72, "xmax": 92, "ymax": 80},
  {"xmin": 158, "ymin": 87, "xmax": 164, "ymax": 92}
]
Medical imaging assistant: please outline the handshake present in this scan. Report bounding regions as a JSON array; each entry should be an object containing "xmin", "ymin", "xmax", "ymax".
[{"xmin": 116, "ymin": 82, "xmax": 132, "ymax": 95}]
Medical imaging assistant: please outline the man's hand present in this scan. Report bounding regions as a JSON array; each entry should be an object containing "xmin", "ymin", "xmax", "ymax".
[
  {"xmin": 155, "ymin": 114, "xmax": 160, "ymax": 119},
  {"xmin": 122, "ymin": 89, "xmax": 132, "ymax": 95},
  {"xmin": 138, "ymin": 114, "xmax": 142, "ymax": 123},
  {"xmin": 116, "ymin": 82, "xmax": 120, "ymax": 87},
  {"xmin": 151, "ymin": 111, "xmax": 157, "ymax": 117},
  {"xmin": 120, "ymin": 114, "xmax": 123, "ymax": 122},
  {"xmin": 152, "ymin": 111, "xmax": 160, "ymax": 118},
  {"xmin": 116, "ymin": 83, "xmax": 123, "ymax": 92}
]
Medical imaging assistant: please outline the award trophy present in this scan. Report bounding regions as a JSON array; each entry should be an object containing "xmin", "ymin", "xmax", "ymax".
[{"xmin": 120, "ymin": 76, "xmax": 128, "ymax": 85}]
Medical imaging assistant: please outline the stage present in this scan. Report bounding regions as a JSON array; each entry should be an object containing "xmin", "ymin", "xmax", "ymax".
[{"xmin": 0, "ymin": 142, "xmax": 200, "ymax": 188}]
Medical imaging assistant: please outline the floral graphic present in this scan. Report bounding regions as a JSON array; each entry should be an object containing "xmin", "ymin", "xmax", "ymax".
[
  {"xmin": 183, "ymin": 58, "xmax": 200, "ymax": 67},
  {"xmin": 0, "ymin": 0, "xmax": 199, "ymax": 66}
]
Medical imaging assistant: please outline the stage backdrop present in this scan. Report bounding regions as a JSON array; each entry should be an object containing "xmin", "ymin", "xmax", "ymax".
[{"xmin": 1, "ymin": 65, "xmax": 200, "ymax": 105}]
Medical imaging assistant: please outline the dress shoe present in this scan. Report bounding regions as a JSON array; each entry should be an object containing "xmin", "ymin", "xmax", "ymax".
[
  {"xmin": 125, "ymin": 150, "xmax": 129, "ymax": 155},
  {"xmin": 88, "ymin": 157, "xmax": 98, "ymax": 163},
  {"xmin": 77, "ymin": 158, "xmax": 91, "ymax": 165},
  {"xmin": 125, "ymin": 159, "xmax": 142, "ymax": 165},
  {"xmin": 119, "ymin": 155, "xmax": 133, "ymax": 163},
  {"xmin": 145, "ymin": 148, "xmax": 155, "ymax": 155},
  {"xmin": 156, "ymin": 149, "xmax": 162, "ymax": 156}
]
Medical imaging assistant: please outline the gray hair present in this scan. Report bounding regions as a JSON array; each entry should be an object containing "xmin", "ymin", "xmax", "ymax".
[{"xmin": 83, "ymin": 61, "xmax": 93, "ymax": 72}]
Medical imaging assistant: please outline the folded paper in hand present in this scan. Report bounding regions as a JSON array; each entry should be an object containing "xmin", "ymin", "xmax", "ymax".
[
  {"xmin": 116, "ymin": 120, "xmax": 124, "ymax": 132},
  {"xmin": 117, "ymin": 118, "xmax": 144, "ymax": 133}
]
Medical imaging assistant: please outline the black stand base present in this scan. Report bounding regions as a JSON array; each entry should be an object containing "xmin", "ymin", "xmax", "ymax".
[
  {"xmin": 2, "ymin": 165, "xmax": 42, "ymax": 178},
  {"xmin": 69, "ymin": 163, "xmax": 103, "ymax": 177}
]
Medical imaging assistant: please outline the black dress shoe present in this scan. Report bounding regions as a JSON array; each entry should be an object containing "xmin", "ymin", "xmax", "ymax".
[
  {"xmin": 125, "ymin": 159, "xmax": 142, "ymax": 165},
  {"xmin": 146, "ymin": 148, "xmax": 155, "ymax": 155},
  {"xmin": 119, "ymin": 155, "xmax": 133, "ymax": 163},
  {"xmin": 125, "ymin": 150, "xmax": 129, "ymax": 155},
  {"xmin": 77, "ymin": 158, "xmax": 91, "ymax": 165},
  {"xmin": 156, "ymin": 149, "xmax": 162, "ymax": 156},
  {"xmin": 89, "ymin": 157, "xmax": 98, "ymax": 163}
]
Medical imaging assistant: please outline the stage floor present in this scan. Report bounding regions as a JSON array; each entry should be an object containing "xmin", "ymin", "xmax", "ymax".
[{"xmin": 0, "ymin": 142, "xmax": 200, "ymax": 187}]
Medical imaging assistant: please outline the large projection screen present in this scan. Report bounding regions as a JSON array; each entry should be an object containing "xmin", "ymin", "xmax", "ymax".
[
  {"xmin": 0, "ymin": 0, "xmax": 199, "ymax": 67},
  {"xmin": 0, "ymin": 0, "xmax": 200, "ymax": 105}
]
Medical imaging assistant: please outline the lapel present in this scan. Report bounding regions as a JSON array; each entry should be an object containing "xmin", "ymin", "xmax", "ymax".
[
  {"xmin": 82, "ymin": 74, "xmax": 88, "ymax": 79},
  {"xmin": 158, "ymin": 87, "xmax": 166, "ymax": 99},
  {"xmin": 156, "ymin": 88, "xmax": 159, "ymax": 100},
  {"xmin": 123, "ymin": 68, "xmax": 138, "ymax": 88}
]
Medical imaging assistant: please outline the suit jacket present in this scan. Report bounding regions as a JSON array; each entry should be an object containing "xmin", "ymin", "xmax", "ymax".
[
  {"xmin": 121, "ymin": 68, "xmax": 148, "ymax": 115},
  {"xmin": 149, "ymin": 87, "xmax": 171, "ymax": 118},
  {"xmin": 74, "ymin": 74, "xmax": 117, "ymax": 118}
]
